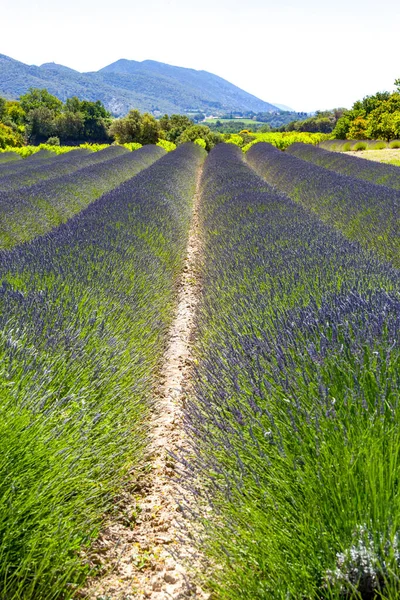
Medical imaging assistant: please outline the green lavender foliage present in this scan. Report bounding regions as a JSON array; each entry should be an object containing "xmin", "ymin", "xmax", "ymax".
[
  {"xmin": 287, "ymin": 142, "xmax": 400, "ymax": 190},
  {"xmin": 0, "ymin": 145, "xmax": 165, "ymax": 248},
  {"xmin": 246, "ymin": 142, "xmax": 400, "ymax": 267},
  {"xmin": 0, "ymin": 145, "xmax": 128, "ymax": 191},
  {"xmin": 0, "ymin": 152, "xmax": 22, "ymax": 164},
  {"xmin": 182, "ymin": 144, "xmax": 400, "ymax": 599},
  {"xmin": 0, "ymin": 142, "xmax": 205, "ymax": 599}
]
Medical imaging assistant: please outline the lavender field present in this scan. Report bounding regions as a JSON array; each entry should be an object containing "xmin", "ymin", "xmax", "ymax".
[{"xmin": 0, "ymin": 141, "xmax": 398, "ymax": 599}]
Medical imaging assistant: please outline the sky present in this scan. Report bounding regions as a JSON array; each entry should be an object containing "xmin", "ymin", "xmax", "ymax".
[{"xmin": 1, "ymin": 0, "xmax": 400, "ymax": 112}]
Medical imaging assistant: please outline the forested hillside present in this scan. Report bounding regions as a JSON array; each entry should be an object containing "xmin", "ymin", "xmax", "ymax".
[{"xmin": 0, "ymin": 54, "xmax": 280, "ymax": 116}]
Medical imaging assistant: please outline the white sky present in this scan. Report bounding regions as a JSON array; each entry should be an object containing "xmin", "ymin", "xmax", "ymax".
[{"xmin": 1, "ymin": 0, "xmax": 399, "ymax": 112}]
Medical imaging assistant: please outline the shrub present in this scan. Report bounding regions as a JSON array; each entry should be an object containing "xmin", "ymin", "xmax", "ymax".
[
  {"xmin": 194, "ymin": 138, "xmax": 207, "ymax": 149},
  {"xmin": 354, "ymin": 141, "xmax": 367, "ymax": 151},
  {"xmin": 46, "ymin": 136, "xmax": 60, "ymax": 146},
  {"xmin": 287, "ymin": 142, "xmax": 400, "ymax": 190},
  {"xmin": 0, "ymin": 146, "xmax": 165, "ymax": 248},
  {"xmin": 0, "ymin": 123, "xmax": 24, "ymax": 149},
  {"xmin": 373, "ymin": 141, "xmax": 387, "ymax": 149},
  {"xmin": 183, "ymin": 143, "xmax": 400, "ymax": 599},
  {"xmin": 0, "ymin": 143, "xmax": 206, "ymax": 598},
  {"xmin": 389, "ymin": 140, "xmax": 400, "ymax": 149},
  {"xmin": 156, "ymin": 139, "xmax": 177, "ymax": 152},
  {"xmin": 123, "ymin": 142, "xmax": 143, "ymax": 151}
]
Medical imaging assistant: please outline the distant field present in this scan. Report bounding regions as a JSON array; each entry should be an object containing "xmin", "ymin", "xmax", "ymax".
[{"xmin": 203, "ymin": 118, "xmax": 265, "ymax": 125}]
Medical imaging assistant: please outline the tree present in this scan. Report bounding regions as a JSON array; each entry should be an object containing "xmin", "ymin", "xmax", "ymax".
[
  {"xmin": 26, "ymin": 106, "xmax": 56, "ymax": 142},
  {"xmin": 347, "ymin": 116, "xmax": 368, "ymax": 139},
  {"xmin": 109, "ymin": 110, "xmax": 160, "ymax": 145},
  {"xmin": 79, "ymin": 100, "xmax": 111, "ymax": 141},
  {"xmin": 333, "ymin": 111, "xmax": 356, "ymax": 139},
  {"xmin": 366, "ymin": 94, "xmax": 400, "ymax": 141},
  {"xmin": 0, "ymin": 97, "xmax": 6, "ymax": 122},
  {"xmin": 140, "ymin": 113, "xmax": 160, "ymax": 144},
  {"xmin": 6, "ymin": 101, "xmax": 25, "ymax": 126},
  {"xmin": 55, "ymin": 111, "xmax": 85, "ymax": 141},
  {"xmin": 65, "ymin": 96, "xmax": 82, "ymax": 113},
  {"xmin": 177, "ymin": 125, "xmax": 222, "ymax": 151},
  {"xmin": 109, "ymin": 109, "xmax": 142, "ymax": 144},
  {"xmin": 19, "ymin": 88, "xmax": 63, "ymax": 114},
  {"xmin": 0, "ymin": 123, "xmax": 24, "ymax": 148},
  {"xmin": 159, "ymin": 114, "xmax": 193, "ymax": 143}
]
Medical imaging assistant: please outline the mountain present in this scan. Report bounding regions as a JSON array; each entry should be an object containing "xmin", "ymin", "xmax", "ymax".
[
  {"xmin": 272, "ymin": 103, "xmax": 295, "ymax": 112},
  {"xmin": 0, "ymin": 54, "xmax": 280, "ymax": 116}
]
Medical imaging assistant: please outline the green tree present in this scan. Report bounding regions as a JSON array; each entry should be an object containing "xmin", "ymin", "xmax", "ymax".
[
  {"xmin": 0, "ymin": 97, "xmax": 6, "ymax": 122},
  {"xmin": 6, "ymin": 101, "xmax": 26, "ymax": 126},
  {"xmin": 19, "ymin": 88, "xmax": 63, "ymax": 114},
  {"xmin": 140, "ymin": 113, "xmax": 160, "ymax": 144},
  {"xmin": 347, "ymin": 115, "xmax": 368, "ymax": 139},
  {"xmin": 333, "ymin": 110, "xmax": 357, "ymax": 139},
  {"xmin": 159, "ymin": 114, "xmax": 193, "ymax": 143},
  {"xmin": 64, "ymin": 96, "xmax": 82, "ymax": 113},
  {"xmin": 80, "ymin": 100, "xmax": 111, "ymax": 141},
  {"xmin": 366, "ymin": 94, "xmax": 400, "ymax": 141},
  {"xmin": 109, "ymin": 109, "xmax": 142, "ymax": 144},
  {"xmin": 177, "ymin": 124, "xmax": 222, "ymax": 151},
  {"xmin": 55, "ymin": 111, "xmax": 85, "ymax": 141},
  {"xmin": 0, "ymin": 123, "xmax": 24, "ymax": 148},
  {"xmin": 26, "ymin": 106, "xmax": 56, "ymax": 142},
  {"xmin": 109, "ymin": 110, "xmax": 159, "ymax": 145}
]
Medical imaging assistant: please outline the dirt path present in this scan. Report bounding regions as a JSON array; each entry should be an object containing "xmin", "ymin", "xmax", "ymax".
[{"xmin": 82, "ymin": 165, "xmax": 208, "ymax": 600}]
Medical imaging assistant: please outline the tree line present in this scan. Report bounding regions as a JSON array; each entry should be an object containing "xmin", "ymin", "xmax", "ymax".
[
  {"xmin": 277, "ymin": 79, "xmax": 400, "ymax": 140},
  {"xmin": 0, "ymin": 88, "xmax": 223, "ymax": 150},
  {"xmin": 332, "ymin": 79, "xmax": 400, "ymax": 141}
]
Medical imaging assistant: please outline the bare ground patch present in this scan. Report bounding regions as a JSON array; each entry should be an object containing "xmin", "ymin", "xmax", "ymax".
[{"xmin": 345, "ymin": 148, "xmax": 400, "ymax": 165}]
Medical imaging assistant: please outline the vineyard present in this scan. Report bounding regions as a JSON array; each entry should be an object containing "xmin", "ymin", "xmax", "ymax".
[{"xmin": 0, "ymin": 141, "xmax": 399, "ymax": 600}]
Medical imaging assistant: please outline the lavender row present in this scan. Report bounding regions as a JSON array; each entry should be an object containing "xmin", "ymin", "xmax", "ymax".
[
  {"xmin": 0, "ymin": 145, "xmax": 165, "ymax": 248},
  {"xmin": 182, "ymin": 143, "xmax": 400, "ymax": 599},
  {"xmin": 0, "ymin": 148, "xmax": 56, "ymax": 175},
  {"xmin": 0, "ymin": 142, "xmax": 206, "ymax": 599},
  {"xmin": 287, "ymin": 142, "xmax": 400, "ymax": 190},
  {"xmin": 0, "ymin": 152, "xmax": 22, "ymax": 164},
  {"xmin": 0, "ymin": 145, "xmax": 128, "ymax": 191},
  {"xmin": 247, "ymin": 142, "xmax": 400, "ymax": 267}
]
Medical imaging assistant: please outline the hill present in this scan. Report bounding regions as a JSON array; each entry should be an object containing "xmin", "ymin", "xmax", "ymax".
[{"xmin": 0, "ymin": 54, "xmax": 280, "ymax": 116}]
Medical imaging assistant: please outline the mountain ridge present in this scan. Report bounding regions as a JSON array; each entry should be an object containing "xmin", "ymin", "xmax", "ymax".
[{"xmin": 0, "ymin": 53, "xmax": 280, "ymax": 116}]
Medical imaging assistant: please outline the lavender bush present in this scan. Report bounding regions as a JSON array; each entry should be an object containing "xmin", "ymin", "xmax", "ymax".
[
  {"xmin": 246, "ymin": 142, "xmax": 400, "ymax": 267},
  {"xmin": 0, "ymin": 142, "xmax": 206, "ymax": 599},
  {"xmin": 0, "ymin": 145, "xmax": 128, "ymax": 191},
  {"xmin": 181, "ymin": 144, "xmax": 400, "ymax": 599},
  {"xmin": 0, "ymin": 145, "xmax": 165, "ymax": 248},
  {"xmin": 287, "ymin": 142, "xmax": 400, "ymax": 190}
]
